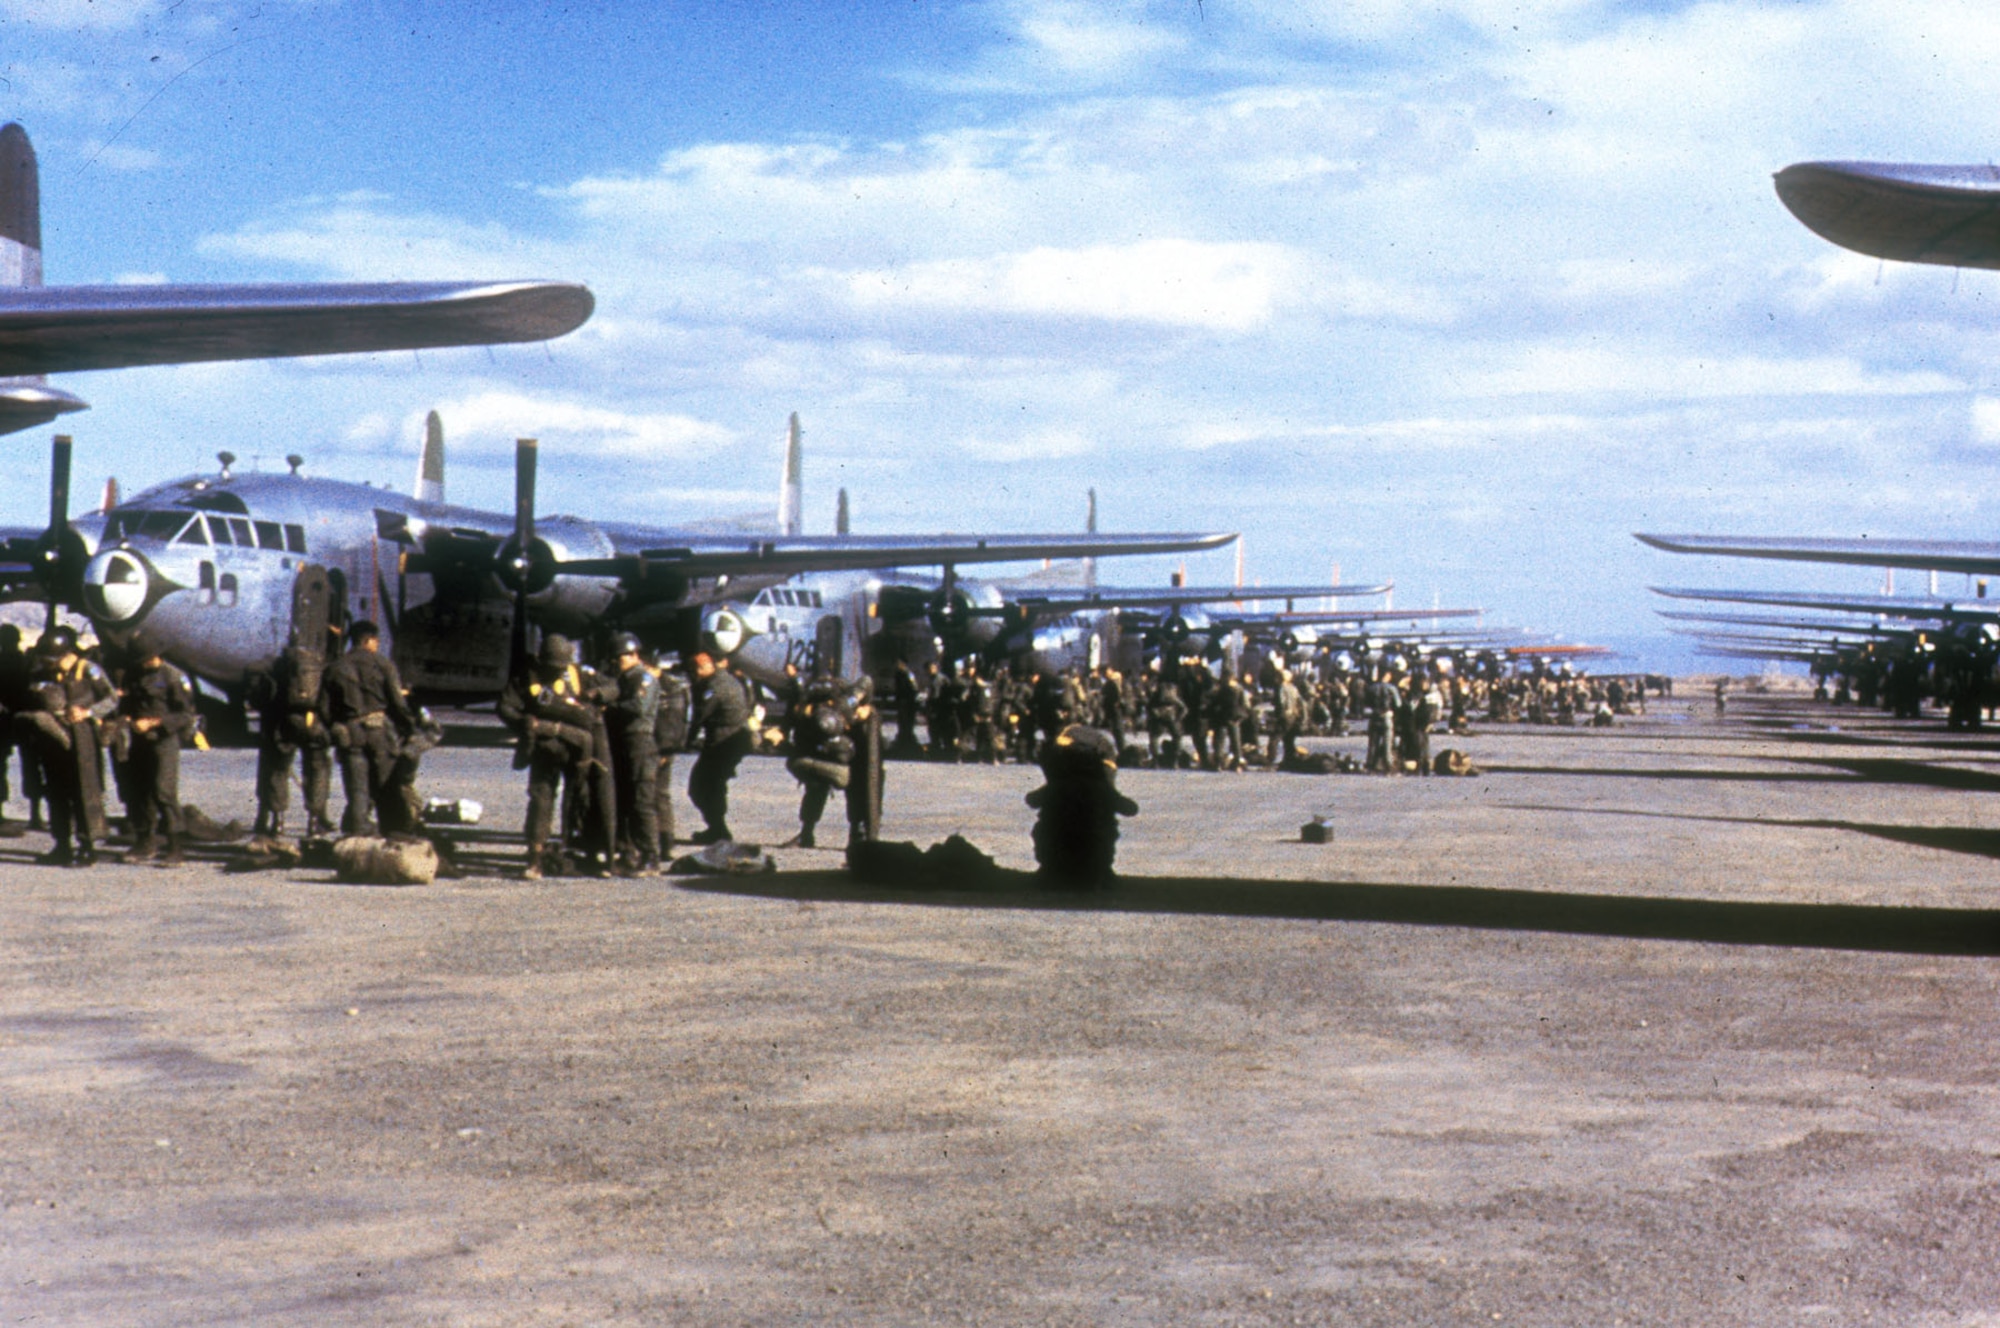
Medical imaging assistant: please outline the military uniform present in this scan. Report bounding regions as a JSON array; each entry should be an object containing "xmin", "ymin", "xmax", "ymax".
[
  {"xmin": 687, "ymin": 658, "xmax": 753, "ymax": 843},
  {"xmin": 653, "ymin": 664, "xmax": 691, "ymax": 859},
  {"xmin": 27, "ymin": 634, "xmax": 115, "ymax": 865},
  {"xmin": 319, "ymin": 630, "xmax": 416, "ymax": 836},
  {"xmin": 608, "ymin": 641, "xmax": 661, "ymax": 872},
  {"xmin": 118, "ymin": 654, "xmax": 198, "ymax": 862},
  {"xmin": 247, "ymin": 643, "xmax": 334, "ymax": 839},
  {"xmin": 784, "ymin": 674, "xmax": 857, "ymax": 848},
  {"xmin": 498, "ymin": 635, "xmax": 616, "ymax": 877}
]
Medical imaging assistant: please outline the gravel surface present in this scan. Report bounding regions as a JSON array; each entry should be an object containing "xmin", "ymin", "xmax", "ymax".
[{"xmin": 4, "ymin": 692, "xmax": 1999, "ymax": 1325}]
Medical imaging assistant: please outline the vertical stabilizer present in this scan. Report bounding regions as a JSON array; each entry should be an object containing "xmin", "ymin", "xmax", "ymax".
[
  {"xmin": 0, "ymin": 123, "xmax": 41, "ymax": 289},
  {"xmin": 414, "ymin": 409, "xmax": 445, "ymax": 503},
  {"xmin": 100, "ymin": 476, "xmax": 118, "ymax": 513},
  {"xmin": 836, "ymin": 487, "xmax": 850, "ymax": 536},
  {"xmin": 0, "ymin": 123, "xmax": 81, "ymax": 431},
  {"xmin": 778, "ymin": 412, "xmax": 803, "ymax": 537},
  {"xmin": 1083, "ymin": 487, "xmax": 1098, "ymax": 589}
]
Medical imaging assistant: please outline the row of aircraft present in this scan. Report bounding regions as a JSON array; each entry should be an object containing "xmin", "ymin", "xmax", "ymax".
[
  {"xmin": 1641, "ymin": 157, "xmax": 2000, "ymax": 704},
  {"xmin": 0, "ymin": 122, "xmax": 1509, "ymax": 722}
]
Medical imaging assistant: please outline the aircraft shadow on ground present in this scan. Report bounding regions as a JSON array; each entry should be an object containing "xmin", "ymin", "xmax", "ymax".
[
  {"xmin": 1504, "ymin": 800, "xmax": 2000, "ymax": 865},
  {"xmin": 1484, "ymin": 754, "xmax": 2000, "ymax": 793},
  {"xmin": 677, "ymin": 866, "xmax": 2000, "ymax": 957}
]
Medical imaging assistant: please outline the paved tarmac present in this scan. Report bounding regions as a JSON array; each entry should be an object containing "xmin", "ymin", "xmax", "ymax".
[{"xmin": 5, "ymin": 689, "xmax": 2000, "ymax": 1325}]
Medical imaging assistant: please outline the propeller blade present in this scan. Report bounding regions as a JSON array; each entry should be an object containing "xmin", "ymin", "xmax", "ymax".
[
  {"xmin": 510, "ymin": 437, "xmax": 537, "ymax": 673},
  {"xmin": 43, "ymin": 433, "xmax": 69, "ymax": 630}
]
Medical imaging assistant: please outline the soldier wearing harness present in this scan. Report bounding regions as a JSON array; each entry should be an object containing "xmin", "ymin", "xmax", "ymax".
[
  {"xmin": 247, "ymin": 636, "xmax": 335, "ymax": 842},
  {"xmin": 499, "ymin": 633, "xmax": 616, "ymax": 879},
  {"xmin": 687, "ymin": 651, "xmax": 754, "ymax": 844},
  {"xmin": 653, "ymin": 654, "xmax": 691, "ymax": 862},
  {"xmin": 319, "ymin": 620, "xmax": 416, "ymax": 837},
  {"xmin": 117, "ymin": 634, "xmax": 199, "ymax": 864},
  {"xmin": 24, "ymin": 627, "xmax": 115, "ymax": 866},
  {"xmin": 606, "ymin": 632, "xmax": 662, "ymax": 875}
]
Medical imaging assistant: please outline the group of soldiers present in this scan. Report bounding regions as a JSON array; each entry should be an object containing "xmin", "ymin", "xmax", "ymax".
[
  {"xmin": 874, "ymin": 649, "xmax": 1656, "ymax": 776},
  {"xmin": 0, "ymin": 617, "xmax": 445, "ymax": 868}
]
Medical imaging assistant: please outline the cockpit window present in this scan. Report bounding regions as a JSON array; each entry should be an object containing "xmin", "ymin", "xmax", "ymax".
[
  {"xmin": 227, "ymin": 517, "xmax": 254, "ymax": 546},
  {"xmin": 284, "ymin": 524, "xmax": 307, "ymax": 554},
  {"xmin": 254, "ymin": 520, "xmax": 284, "ymax": 551},
  {"xmin": 174, "ymin": 516, "xmax": 208, "ymax": 545},
  {"xmin": 141, "ymin": 511, "xmax": 188, "ymax": 540},
  {"xmin": 206, "ymin": 516, "xmax": 233, "ymax": 546}
]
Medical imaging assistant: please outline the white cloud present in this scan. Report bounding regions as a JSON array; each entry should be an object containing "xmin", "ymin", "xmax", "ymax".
[
  {"xmin": 1459, "ymin": 346, "xmax": 1962, "ymax": 400},
  {"xmin": 842, "ymin": 238, "xmax": 1290, "ymax": 330}
]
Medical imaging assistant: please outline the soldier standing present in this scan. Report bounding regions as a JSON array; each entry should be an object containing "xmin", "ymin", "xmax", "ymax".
[
  {"xmin": 0, "ymin": 624, "xmax": 35, "ymax": 831},
  {"xmin": 889, "ymin": 659, "xmax": 922, "ymax": 758},
  {"xmin": 1272, "ymin": 667, "xmax": 1306, "ymax": 767},
  {"xmin": 1364, "ymin": 671, "xmax": 1400, "ymax": 774},
  {"xmin": 498, "ymin": 634, "xmax": 614, "ymax": 878},
  {"xmin": 687, "ymin": 651, "xmax": 754, "ymax": 844},
  {"xmin": 928, "ymin": 662, "xmax": 965, "ymax": 761},
  {"xmin": 964, "ymin": 661, "xmax": 999, "ymax": 764},
  {"xmin": 246, "ymin": 638, "xmax": 334, "ymax": 842},
  {"xmin": 28, "ymin": 627, "xmax": 115, "ymax": 866},
  {"xmin": 783, "ymin": 670, "xmax": 856, "ymax": 848},
  {"xmin": 320, "ymin": 620, "xmax": 416, "ymax": 838},
  {"xmin": 653, "ymin": 655, "xmax": 691, "ymax": 861},
  {"xmin": 606, "ymin": 632, "xmax": 661, "ymax": 875},
  {"xmin": 118, "ymin": 635, "xmax": 198, "ymax": 864},
  {"xmin": 1097, "ymin": 665, "xmax": 1126, "ymax": 755}
]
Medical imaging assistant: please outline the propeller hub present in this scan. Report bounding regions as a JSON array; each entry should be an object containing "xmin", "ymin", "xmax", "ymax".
[{"xmin": 701, "ymin": 607, "xmax": 750, "ymax": 656}]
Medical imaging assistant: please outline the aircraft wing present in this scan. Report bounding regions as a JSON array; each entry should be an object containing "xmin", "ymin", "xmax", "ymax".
[
  {"xmin": 0, "ymin": 281, "xmax": 594, "ymax": 377},
  {"xmin": 1650, "ymin": 585, "xmax": 2000, "ymax": 621},
  {"xmin": 584, "ymin": 529, "xmax": 1236, "ymax": 580},
  {"xmin": 1637, "ymin": 532, "xmax": 2000, "ymax": 577},
  {"xmin": 1775, "ymin": 161, "xmax": 2000, "ymax": 269},
  {"xmin": 1008, "ymin": 582, "xmax": 1390, "ymax": 611}
]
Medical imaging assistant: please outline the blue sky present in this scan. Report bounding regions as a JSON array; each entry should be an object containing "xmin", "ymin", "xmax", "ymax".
[{"xmin": 6, "ymin": 0, "xmax": 2000, "ymax": 667}]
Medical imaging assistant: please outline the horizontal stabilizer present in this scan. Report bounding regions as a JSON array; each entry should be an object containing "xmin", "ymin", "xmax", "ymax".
[
  {"xmin": 0, "ymin": 280, "xmax": 594, "ymax": 377},
  {"xmin": 1650, "ymin": 585, "xmax": 2000, "ymax": 621},
  {"xmin": 1776, "ymin": 160, "xmax": 2000, "ymax": 269},
  {"xmin": 1637, "ymin": 531, "xmax": 2000, "ymax": 577}
]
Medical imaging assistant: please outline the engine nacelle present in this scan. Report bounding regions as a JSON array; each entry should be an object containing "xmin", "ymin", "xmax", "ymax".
[
  {"xmin": 514, "ymin": 516, "xmax": 619, "ymax": 632},
  {"xmin": 700, "ymin": 604, "xmax": 754, "ymax": 657}
]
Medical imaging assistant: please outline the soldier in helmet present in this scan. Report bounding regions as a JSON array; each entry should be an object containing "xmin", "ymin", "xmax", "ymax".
[
  {"xmin": 782, "ymin": 667, "xmax": 857, "ymax": 849},
  {"xmin": 319, "ymin": 620, "xmax": 416, "ymax": 837},
  {"xmin": 498, "ymin": 632, "xmax": 616, "ymax": 879},
  {"xmin": 246, "ymin": 633, "xmax": 335, "ymax": 842},
  {"xmin": 687, "ymin": 650, "xmax": 754, "ymax": 843},
  {"xmin": 117, "ymin": 632, "xmax": 199, "ymax": 864},
  {"xmin": 606, "ymin": 631, "xmax": 662, "ymax": 875},
  {"xmin": 26, "ymin": 626, "xmax": 115, "ymax": 866}
]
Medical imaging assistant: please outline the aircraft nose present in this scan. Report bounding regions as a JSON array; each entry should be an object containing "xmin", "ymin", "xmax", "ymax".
[{"xmin": 83, "ymin": 548, "xmax": 149, "ymax": 622}]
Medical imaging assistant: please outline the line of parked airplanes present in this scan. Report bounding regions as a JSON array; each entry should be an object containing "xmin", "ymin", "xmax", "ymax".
[
  {"xmin": 0, "ymin": 122, "xmax": 1547, "ymax": 728},
  {"xmin": 1641, "ymin": 158, "xmax": 2000, "ymax": 687},
  {"xmin": 4, "ymin": 108, "xmax": 1992, "ymax": 717}
]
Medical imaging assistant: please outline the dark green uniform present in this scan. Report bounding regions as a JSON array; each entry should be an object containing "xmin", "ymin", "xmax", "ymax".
[
  {"xmin": 320, "ymin": 643, "xmax": 415, "ymax": 836},
  {"xmin": 118, "ymin": 657, "xmax": 198, "ymax": 861}
]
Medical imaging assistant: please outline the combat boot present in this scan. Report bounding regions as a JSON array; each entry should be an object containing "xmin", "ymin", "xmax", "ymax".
[
  {"xmin": 157, "ymin": 834, "xmax": 185, "ymax": 867},
  {"xmin": 124, "ymin": 835, "xmax": 158, "ymax": 864},
  {"xmin": 71, "ymin": 841, "xmax": 97, "ymax": 867},
  {"xmin": 522, "ymin": 843, "xmax": 544, "ymax": 881}
]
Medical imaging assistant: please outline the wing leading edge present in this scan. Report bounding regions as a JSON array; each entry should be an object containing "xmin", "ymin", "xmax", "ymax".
[
  {"xmin": 578, "ymin": 529, "xmax": 1237, "ymax": 581},
  {"xmin": 1636, "ymin": 532, "xmax": 2000, "ymax": 578},
  {"xmin": 0, "ymin": 281, "xmax": 595, "ymax": 378},
  {"xmin": 1776, "ymin": 161, "xmax": 2000, "ymax": 269}
]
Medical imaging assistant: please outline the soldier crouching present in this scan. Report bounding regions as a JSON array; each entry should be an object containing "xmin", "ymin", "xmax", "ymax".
[
  {"xmin": 1024, "ymin": 723, "xmax": 1137, "ymax": 887},
  {"xmin": 117, "ymin": 633, "xmax": 199, "ymax": 864},
  {"xmin": 783, "ymin": 670, "xmax": 859, "ymax": 849}
]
